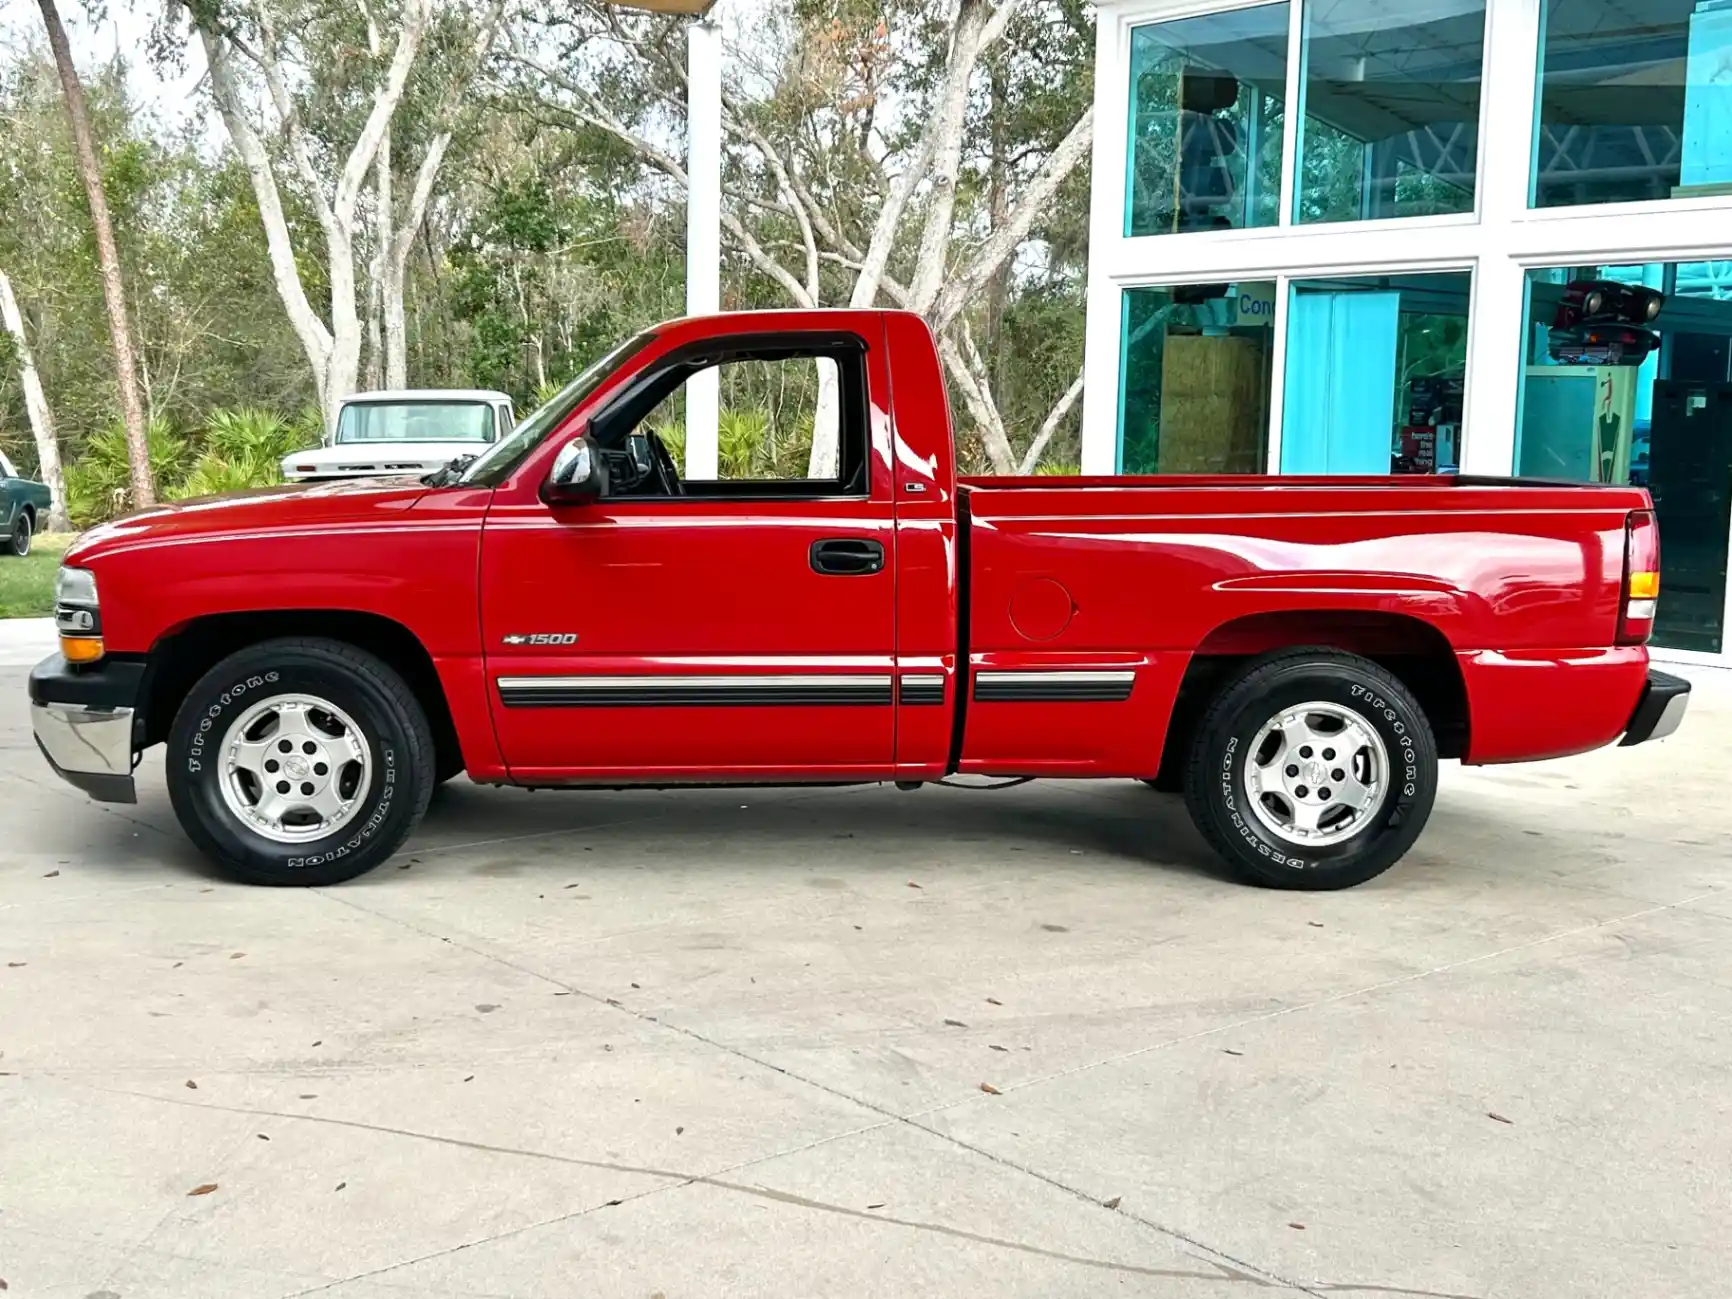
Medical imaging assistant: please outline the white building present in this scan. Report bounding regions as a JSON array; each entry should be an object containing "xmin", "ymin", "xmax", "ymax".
[{"xmin": 1078, "ymin": 0, "xmax": 1732, "ymax": 666}]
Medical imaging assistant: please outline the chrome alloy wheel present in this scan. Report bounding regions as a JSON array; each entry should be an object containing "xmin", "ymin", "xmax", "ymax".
[
  {"xmin": 218, "ymin": 694, "xmax": 372, "ymax": 843},
  {"xmin": 1244, "ymin": 701, "xmax": 1389, "ymax": 848}
]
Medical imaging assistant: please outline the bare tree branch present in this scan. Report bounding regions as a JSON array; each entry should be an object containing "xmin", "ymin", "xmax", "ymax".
[
  {"xmin": 930, "ymin": 105, "xmax": 1093, "ymax": 332},
  {"xmin": 940, "ymin": 320, "xmax": 1017, "ymax": 474},
  {"xmin": 197, "ymin": 23, "xmax": 333, "ymax": 385}
]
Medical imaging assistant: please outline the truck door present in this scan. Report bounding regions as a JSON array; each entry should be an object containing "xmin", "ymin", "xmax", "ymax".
[{"xmin": 480, "ymin": 324, "xmax": 898, "ymax": 782}]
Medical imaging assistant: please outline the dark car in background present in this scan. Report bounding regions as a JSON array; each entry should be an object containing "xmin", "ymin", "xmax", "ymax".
[{"xmin": 0, "ymin": 451, "xmax": 51, "ymax": 557}]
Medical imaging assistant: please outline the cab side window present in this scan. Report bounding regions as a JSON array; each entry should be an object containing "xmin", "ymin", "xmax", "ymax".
[{"xmin": 588, "ymin": 336, "xmax": 869, "ymax": 499}]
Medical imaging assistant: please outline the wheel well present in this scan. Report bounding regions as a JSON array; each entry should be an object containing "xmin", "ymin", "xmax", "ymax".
[
  {"xmin": 1150, "ymin": 611, "xmax": 1470, "ymax": 790},
  {"xmin": 140, "ymin": 610, "xmax": 464, "ymax": 777}
]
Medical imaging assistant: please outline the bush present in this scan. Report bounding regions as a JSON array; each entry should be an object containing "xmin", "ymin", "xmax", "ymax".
[
  {"xmin": 65, "ymin": 405, "xmax": 323, "ymax": 523},
  {"xmin": 65, "ymin": 416, "xmax": 190, "ymax": 526}
]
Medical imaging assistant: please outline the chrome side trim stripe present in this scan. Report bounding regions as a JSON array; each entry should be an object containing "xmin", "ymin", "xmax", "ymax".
[
  {"xmin": 496, "ymin": 673, "xmax": 893, "ymax": 709},
  {"xmin": 972, "ymin": 669, "xmax": 1136, "ymax": 703},
  {"xmin": 898, "ymin": 673, "xmax": 946, "ymax": 706}
]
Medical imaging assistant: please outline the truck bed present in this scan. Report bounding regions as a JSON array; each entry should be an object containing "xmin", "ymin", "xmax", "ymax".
[{"xmin": 954, "ymin": 474, "xmax": 1653, "ymax": 774}]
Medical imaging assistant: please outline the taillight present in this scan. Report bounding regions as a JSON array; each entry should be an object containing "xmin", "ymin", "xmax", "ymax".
[{"xmin": 1618, "ymin": 509, "xmax": 1660, "ymax": 645}]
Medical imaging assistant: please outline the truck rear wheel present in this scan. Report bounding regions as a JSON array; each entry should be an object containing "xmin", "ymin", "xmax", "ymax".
[
  {"xmin": 1182, "ymin": 649, "xmax": 1437, "ymax": 890},
  {"xmin": 166, "ymin": 638, "xmax": 435, "ymax": 886}
]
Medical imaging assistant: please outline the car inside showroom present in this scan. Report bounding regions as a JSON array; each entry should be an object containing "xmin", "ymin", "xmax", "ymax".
[{"xmin": 1079, "ymin": 0, "xmax": 1732, "ymax": 662}]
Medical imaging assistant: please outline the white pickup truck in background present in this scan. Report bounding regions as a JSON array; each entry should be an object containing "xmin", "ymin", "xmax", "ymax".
[{"xmin": 281, "ymin": 389, "xmax": 516, "ymax": 483}]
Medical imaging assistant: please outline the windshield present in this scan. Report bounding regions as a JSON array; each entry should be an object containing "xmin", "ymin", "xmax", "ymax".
[
  {"xmin": 457, "ymin": 332, "xmax": 656, "ymax": 486},
  {"xmin": 338, "ymin": 402, "xmax": 494, "ymax": 444}
]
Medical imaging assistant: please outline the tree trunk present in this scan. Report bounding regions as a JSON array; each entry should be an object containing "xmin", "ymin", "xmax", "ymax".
[
  {"xmin": 37, "ymin": 0, "xmax": 154, "ymax": 507},
  {"xmin": 324, "ymin": 226, "xmax": 364, "ymax": 435},
  {"xmin": 0, "ymin": 270, "xmax": 71, "ymax": 531},
  {"xmin": 807, "ymin": 359, "xmax": 841, "ymax": 478},
  {"xmin": 985, "ymin": 63, "xmax": 1011, "ymax": 397},
  {"xmin": 382, "ymin": 255, "xmax": 408, "ymax": 389}
]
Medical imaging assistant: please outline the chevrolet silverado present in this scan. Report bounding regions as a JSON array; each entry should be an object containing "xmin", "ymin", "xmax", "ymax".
[{"xmin": 28, "ymin": 309, "xmax": 1690, "ymax": 889}]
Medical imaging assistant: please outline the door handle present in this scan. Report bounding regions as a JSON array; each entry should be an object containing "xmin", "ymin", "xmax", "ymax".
[{"xmin": 810, "ymin": 538, "xmax": 885, "ymax": 576}]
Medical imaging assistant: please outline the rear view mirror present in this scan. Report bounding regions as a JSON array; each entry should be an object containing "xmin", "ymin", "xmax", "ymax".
[{"xmin": 542, "ymin": 433, "xmax": 607, "ymax": 505}]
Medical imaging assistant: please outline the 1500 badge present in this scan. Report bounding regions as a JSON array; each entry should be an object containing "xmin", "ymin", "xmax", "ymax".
[{"xmin": 502, "ymin": 633, "xmax": 578, "ymax": 646}]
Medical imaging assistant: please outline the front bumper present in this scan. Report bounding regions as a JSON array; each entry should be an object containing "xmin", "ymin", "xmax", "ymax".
[
  {"xmin": 1621, "ymin": 669, "xmax": 1691, "ymax": 746},
  {"xmin": 28, "ymin": 653, "xmax": 144, "ymax": 803}
]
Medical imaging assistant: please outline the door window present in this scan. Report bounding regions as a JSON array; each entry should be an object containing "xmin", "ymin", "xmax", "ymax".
[{"xmin": 587, "ymin": 339, "xmax": 869, "ymax": 499}]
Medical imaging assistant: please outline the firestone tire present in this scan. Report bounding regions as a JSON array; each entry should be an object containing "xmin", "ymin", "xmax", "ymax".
[
  {"xmin": 1182, "ymin": 649, "xmax": 1438, "ymax": 891},
  {"xmin": 8, "ymin": 512, "xmax": 30, "ymax": 558},
  {"xmin": 166, "ymin": 638, "xmax": 435, "ymax": 886}
]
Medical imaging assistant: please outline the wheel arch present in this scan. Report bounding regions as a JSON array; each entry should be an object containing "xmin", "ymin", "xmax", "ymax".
[
  {"xmin": 1152, "ymin": 610, "xmax": 1469, "ymax": 789},
  {"xmin": 140, "ymin": 610, "xmax": 464, "ymax": 781}
]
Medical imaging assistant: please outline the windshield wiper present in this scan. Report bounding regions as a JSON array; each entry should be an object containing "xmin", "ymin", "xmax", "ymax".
[{"xmin": 421, "ymin": 454, "xmax": 477, "ymax": 487}]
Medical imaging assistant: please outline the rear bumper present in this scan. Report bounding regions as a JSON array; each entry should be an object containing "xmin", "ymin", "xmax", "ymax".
[
  {"xmin": 1620, "ymin": 669, "xmax": 1691, "ymax": 746},
  {"xmin": 27, "ymin": 653, "xmax": 143, "ymax": 803}
]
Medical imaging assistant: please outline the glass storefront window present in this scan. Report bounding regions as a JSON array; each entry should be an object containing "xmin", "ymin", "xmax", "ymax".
[
  {"xmin": 1533, "ymin": 0, "xmax": 1732, "ymax": 209},
  {"xmin": 1281, "ymin": 272, "xmax": 1471, "ymax": 472},
  {"xmin": 1118, "ymin": 283, "xmax": 1276, "ymax": 472},
  {"xmin": 1125, "ymin": 6, "xmax": 1290, "ymax": 237},
  {"xmin": 1517, "ymin": 263, "xmax": 1732, "ymax": 652},
  {"xmin": 1295, "ymin": 0, "xmax": 1486, "ymax": 224}
]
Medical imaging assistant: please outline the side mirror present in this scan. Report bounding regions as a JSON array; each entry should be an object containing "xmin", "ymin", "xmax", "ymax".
[{"xmin": 542, "ymin": 433, "xmax": 607, "ymax": 505}]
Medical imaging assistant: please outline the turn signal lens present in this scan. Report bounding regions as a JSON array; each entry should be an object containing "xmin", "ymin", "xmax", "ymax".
[
  {"xmin": 1628, "ymin": 571, "xmax": 1660, "ymax": 600},
  {"xmin": 60, "ymin": 635, "xmax": 105, "ymax": 664}
]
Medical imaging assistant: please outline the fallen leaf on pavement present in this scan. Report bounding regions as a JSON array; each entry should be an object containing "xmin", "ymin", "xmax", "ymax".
[
  {"xmin": 907, "ymin": 880, "xmax": 922, "ymax": 889},
  {"xmin": 335, "ymin": 1182, "xmax": 346, "ymax": 1191},
  {"xmin": 298, "ymin": 1094, "xmax": 316, "ymax": 1100},
  {"xmin": 463, "ymin": 1075, "xmax": 475, "ymax": 1083},
  {"xmin": 1223, "ymin": 1049, "xmax": 1244, "ymax": 1057},
  {"xmin": 42, "ymin": 871, "xmax": 58, "ymax": 878},
  {"xmin": 474, "ymin": 1004, "xmax": 499, "ymax": 1014},
  {"xmin": 985, "ymin": 997, "xmax": 1002, "ymax": 1006},
  {"xmin": 630, "ymin": 982, "xmax": 640, "ymax": 989},
  {"xmin": 187, "ymin": 1183, "xmax": 218, "ymax": 1197},
  {"xmin": 1308, "ymin": 921, "xmax": 1324, "ymax": 928},
  {"xmin": 257, "ymin": 1134, "xmax": 269, "ymax": 1141},
  {"xmin": 989, "ymin": 1044, "xmax": 1008, "ymax": 1052},
  {"xmin": 979, "ymin": 1082, "xmax": 1001, "ymax": 1095},
  {"xmin": 185, "ymin": 1080, "xmax": 198, "ymax": 1090},
  {"xmin": 1288, "ymin": 1222, "xmax": 1305, "ymax": 1230},
  {"xmin": 1488, "ymin": 1112, "xmax": 1513, "ymax": 1125},
  {"xmin": 6, "ymin": 963, "xmax": 23, "ymax": 969},
  {"xmin": 866, "ymin": 1203, "xmax": 885, "ymax": 1210},
  {"xmin": 230, "ymin": 953, "xmax": 245, "ymax": 959},
  {"xmin": 1103, "ymin": 1196, "xmax": 1121, "ymax": 1210},
  {"xmin": 943, "ymin": 1019, "xmax": 967, "ymax": 1028},
  {"xmin": 676, "ymin": 1126, "xmax": 684, "ymax": 1135}
]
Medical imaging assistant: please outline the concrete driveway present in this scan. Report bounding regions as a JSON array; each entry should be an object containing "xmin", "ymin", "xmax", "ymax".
[{"xmin": 3, "ymin": 621, "xmax": 1730, "ymax": 1298}]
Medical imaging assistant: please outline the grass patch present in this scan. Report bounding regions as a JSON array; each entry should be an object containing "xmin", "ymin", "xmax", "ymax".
[{"xmin": 0, "ymin": 531, "xmax": 75, "ymax": 619}]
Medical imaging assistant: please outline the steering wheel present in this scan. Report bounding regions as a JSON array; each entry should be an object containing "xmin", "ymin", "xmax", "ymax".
[{"xmin": 649, "ymin": 431, "xmax": 685, "ymax": 496}]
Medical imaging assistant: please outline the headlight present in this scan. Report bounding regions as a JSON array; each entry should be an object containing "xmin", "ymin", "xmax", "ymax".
[
  {"xmin": 56, "ymin": 566, "xmax": 99, "ymax": 608},
  {"xmin": 55, "ymin": 566, "xmax": 104, "ymax": 662}
]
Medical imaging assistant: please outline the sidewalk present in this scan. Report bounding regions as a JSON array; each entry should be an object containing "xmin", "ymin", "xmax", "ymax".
[{"xmin": 0, "ymin": 617, "xmax": 55, "ymax": 667}]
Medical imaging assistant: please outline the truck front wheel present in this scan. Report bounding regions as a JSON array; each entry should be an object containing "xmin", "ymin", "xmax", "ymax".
[
  {"xmin": 166, "ymin": 638, "xmax": 435, "ymax": 886},
  {"xmin": 1182, "ymin": 649, "xmax": 1438, "ymax": 890}
]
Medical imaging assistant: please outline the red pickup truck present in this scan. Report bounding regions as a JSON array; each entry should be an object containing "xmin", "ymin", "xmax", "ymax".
[{"xmin": 29, "ymin": 309, "xmax": 1689, "ymax": 890}]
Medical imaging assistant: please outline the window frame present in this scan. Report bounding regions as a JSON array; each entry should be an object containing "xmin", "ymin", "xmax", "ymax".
[{"xmin": 585, "ymin": 329, "xmax": 874, "ymax": 503}]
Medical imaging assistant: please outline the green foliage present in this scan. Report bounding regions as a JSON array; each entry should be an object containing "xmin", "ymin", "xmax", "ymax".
[
  {"xmin": 717, "ymin": 408, "xmax": 769, "ymax": 478},
  {"xmin": 203, "ymin": 407, "xmax": 313, "ymax": 464},
  {"xmin": 65, "ymin": 416, "xmax": 188, "ymax": 525},
  {"xmin": 171, "ymin": 449, "xmax": 279, "ymax": 501}
]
